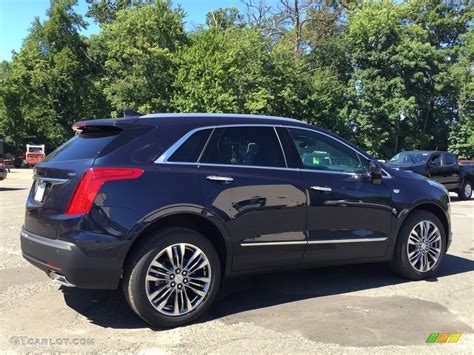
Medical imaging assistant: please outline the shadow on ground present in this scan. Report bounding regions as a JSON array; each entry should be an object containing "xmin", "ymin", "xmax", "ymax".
[
  {"xmin": 62, "ymin": 253, "xmax": 474, "ymax": 334},
  {"xmin": 449, "ymin": 195, "xmax": 473, "ymax": 203},
  {"xmin": 0, "ymin": 187, "xmax": 28, "ymax": 191}
]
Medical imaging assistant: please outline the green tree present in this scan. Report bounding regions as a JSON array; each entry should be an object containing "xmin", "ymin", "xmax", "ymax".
[
  {"xmin": 206, "ymin": 7, "xmax": 243, "ymax": 30},
  {"xmin": 92, "ymin": 1, "xmax": 187, "ymax": 115},
  {"xmin": 401, "ymin": 0, "xmax": 472, "ymax": 152},
  {"xmin": 343, "ymin": 1, "xmax": 413, "ymax": 157},
  {"xmin": 0, "ymin": 0, "xmax": 105, "ymax": 152},
  {"xmin": 86, "ymin": 0, "xmax": 151, "ymax": 25},
  {"xmin": 448, "ymin": 26, "xmax": 474, "ymax": 159},
  {"xmin": 342, "ymin": 0, "xmax": 472, "ymax": 158},
  {"xmin": 172, "ymin": 28, "xmax": 272, "ymax": 113}
]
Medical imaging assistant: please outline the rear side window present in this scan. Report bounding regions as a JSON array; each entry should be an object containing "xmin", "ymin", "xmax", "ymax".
[
  {"xmin": 45, "ymin": 129, "xmax": 120, "ymax": 162},
  {"xmin": 201, "ymin": 126, "xmax": 286, "ymax": 168},
  {"xmin": 168, "ymin": 129, "xmax": 212, "ymax": 163}
]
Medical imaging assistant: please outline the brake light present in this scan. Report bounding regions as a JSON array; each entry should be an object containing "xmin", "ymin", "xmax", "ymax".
[{"xmin": 65, "ymin": 168, "xmax": 144, "ymax": 215}]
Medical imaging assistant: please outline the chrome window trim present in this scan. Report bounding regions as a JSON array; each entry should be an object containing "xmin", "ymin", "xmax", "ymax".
[
  {"xmin": 197, "ymin": 128, "xmax": 215, "ymax": 163},
  {"xmin": 155, "ymin": 127, "xmax": 214, "ymax": 164},
  {"xmin": 241, "ymin": 237, "xmax": 387, "ymax": 247},
  {"xmin": 273, "ymin": 126, "xmax": 288, "ymax": 168},
  {"xmin": 154, "ymin": 123, "xmax": 392, "ymax": 178}
]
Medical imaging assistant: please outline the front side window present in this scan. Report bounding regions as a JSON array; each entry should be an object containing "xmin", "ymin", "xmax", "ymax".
[
  {"xmin": 430, "ymin": 153, "xmax": 441, "ymax": 166},
  {"xmin": 200, "ymin": 126, "xmax": 286, "ymax": 168},
  {"xmin": 287, "ymin": 128, "xmax": 366, "ymax": 174}
]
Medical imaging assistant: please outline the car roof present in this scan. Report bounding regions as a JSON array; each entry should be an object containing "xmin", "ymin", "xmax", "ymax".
[
  {"xmin": 398, "ymin": 150, "xmax": 448, "ymax": 154},
  {"xmin": 77, "ymin": 112, "xmax": 374, "ymax": 160},
  {"xmin": 78, "ymin": 113, "xmax": 313, "ymax": 130},
  {"xmin": 139, "ymin": 112, "xmax": 309, "ymax": 127}
]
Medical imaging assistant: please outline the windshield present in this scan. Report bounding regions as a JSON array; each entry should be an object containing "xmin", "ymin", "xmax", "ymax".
[{"xmin": 389, "ymin": 152, "xmax": 431, "ymax": 165}]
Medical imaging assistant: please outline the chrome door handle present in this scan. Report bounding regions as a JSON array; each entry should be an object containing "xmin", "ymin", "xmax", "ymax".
[
  {"xmin": 206, "ymin": 175, "xmax": 234, "ymax": 183},
  {"xmin": 310, "ymin": 186, "xmax": 332, "ymax": 192}
]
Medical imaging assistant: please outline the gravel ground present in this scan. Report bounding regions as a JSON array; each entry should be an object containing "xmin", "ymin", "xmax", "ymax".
[{"xmin": 0, "ymin": 169, "xmax": 473, "ymax": 354}]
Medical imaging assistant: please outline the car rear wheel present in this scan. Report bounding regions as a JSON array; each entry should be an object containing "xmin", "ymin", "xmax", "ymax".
[
  {"xmin": 390, "ymin": 211, "xmax": 446, "ymax": 280},
  {"xmin": 458, "ymin": 180, "xmax": 472, "ymax": 200},
  {"xmin": 123, "ymin": 228, "xmax": 221, "ymax": 328}
]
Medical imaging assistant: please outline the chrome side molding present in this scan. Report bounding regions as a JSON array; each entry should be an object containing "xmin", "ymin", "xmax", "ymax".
[
  {"xmin": 241, "ymin": 237, "xmax": 387, "ymax": 247},
  {"xmin": 310, "ymin": 186, "xmax": 332, "ymax": 192}
]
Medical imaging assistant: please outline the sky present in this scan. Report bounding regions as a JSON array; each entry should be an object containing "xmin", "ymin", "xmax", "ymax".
[{"xmin": 0, "ymin": 0, "xmax": 265, "ymax": 61}]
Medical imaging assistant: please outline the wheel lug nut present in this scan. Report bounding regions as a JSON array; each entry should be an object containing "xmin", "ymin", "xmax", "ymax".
[
  {"xmin": 183, "ymin": 279, "xmax": 188, "ymax": 283},
  {"xmin": 171, "ymin": 282, "xmax": 175, "ymax": 287},
  {"xmin": 178, "ymin": 284, "xmax": 182, "ymax": 289},
  {"xmin": 176, "ymin": 269, "xmax": 181, "ymax": 274},
  {"xmin": 182, "ymin": 271, "xmax": 187, "ymax": 276},
  {"xmin": 170, "ymin": 274, "xmax": 174, "ymax": 279}
]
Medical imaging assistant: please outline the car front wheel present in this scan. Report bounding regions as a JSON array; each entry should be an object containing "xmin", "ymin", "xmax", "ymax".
[
  {"xmin": 390, "ymin": 211, "xmax": 446, "ymax": 280},
  {"xmin": 123, "ymin": 228, "xmax": 221, "ymax": 328}
]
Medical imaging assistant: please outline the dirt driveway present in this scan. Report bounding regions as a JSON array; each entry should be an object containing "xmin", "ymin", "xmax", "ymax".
[{"xmin": 1, "ymin": 169, "xmax": 472, "ymax": 353}]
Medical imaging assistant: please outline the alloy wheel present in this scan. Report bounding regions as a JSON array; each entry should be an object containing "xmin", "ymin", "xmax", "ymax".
[
  {"xmin": 145, "ymin": 243, "xmax": 212, "ymax": 316},
  {"xmin": 465, "ymin": 183, "xmax": 472, "ymax": 198},
  {"xmin": 406, "ymin": 220, "xmax": 442, "ymax": 273}
]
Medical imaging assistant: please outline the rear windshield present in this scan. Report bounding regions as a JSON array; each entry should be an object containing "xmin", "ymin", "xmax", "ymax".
[
  {"xmin": 45, "ymin": 130, "xmax": 120, "ymax": 162},
  {"xmin": 28, "ymin": 147, "xmax": 43, "ymax": 153},
  {"xmin": 389, "ymin": 152, "xmax": 430, "ymax": 165}
]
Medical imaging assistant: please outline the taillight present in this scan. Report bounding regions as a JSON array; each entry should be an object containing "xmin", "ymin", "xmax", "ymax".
[
  {"xmin": 0, "ymin": 161, "xmax": 4, "ymax": 167},
  {"xmin": 65, "ymin": 167, "xmax": 144, "ymax": 215}
]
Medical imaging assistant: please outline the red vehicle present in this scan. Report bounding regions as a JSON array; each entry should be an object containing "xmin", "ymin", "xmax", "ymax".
[{"xmin": 24, "ymin": 144, "xmax": 45, "ymax": 167}]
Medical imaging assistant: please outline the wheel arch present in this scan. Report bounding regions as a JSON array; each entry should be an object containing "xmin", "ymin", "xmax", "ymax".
[
  {"xmin": 395, "ymin": 202, "xmax": 450, "ymax": 249},
  {"xmin": 122, "ymin": 212, "xmax": 232, "ymax": 278},
  {"xmin": 462, "ymin": 174, "xmax": 474, "ymax": 185}
]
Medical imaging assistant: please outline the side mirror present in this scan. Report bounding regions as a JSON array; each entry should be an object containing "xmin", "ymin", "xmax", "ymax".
[{"xmin": 369, "ymin": 160, "xmax": 382, "ymax": 184}]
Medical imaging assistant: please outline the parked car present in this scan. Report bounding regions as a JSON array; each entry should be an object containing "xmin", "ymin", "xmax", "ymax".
[
  {"xmin": 387, "ymin": 151, "xmax": 474, "ymax": 200},
  {"xmin": 24, "ymin": 144, "xmax": 45, "ymax": 167},
  {"xmin": 22, "ymin": 113, "xmax": 451, "ymax": 328},
  {"xmin": 0, "ymin": 167, "xmax": 7, "ymax": 180},
  {"xmin": 0, "ymin": 139, "xmax": 6, "ymax": 176}
]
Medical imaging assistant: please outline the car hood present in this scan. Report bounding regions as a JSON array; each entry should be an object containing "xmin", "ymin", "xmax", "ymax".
[
  {"xmin": 383, "ymin": 165, "xmax": 425, "ymax": 180},
  {"xmin": 386, "ymin": 162, "xmax": 425, "ymax": 170}
]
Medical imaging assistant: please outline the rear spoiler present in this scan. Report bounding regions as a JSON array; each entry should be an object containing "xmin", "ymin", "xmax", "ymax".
[{"xmin": 72, "ymin": 117, "xmax": 140, "ymax": 133}]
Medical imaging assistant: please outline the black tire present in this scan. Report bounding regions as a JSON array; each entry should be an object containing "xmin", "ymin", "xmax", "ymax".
[
  {"xmin": 457, "ymin": 180, "xmax": 472, "ymax": 200},
  {"xmin": 123, "ymin": 228, "xmax": 221, "ymax": 328},
  {"xmin": 390, "ymin": 211, "xmax": 446, "ymax": 280}
]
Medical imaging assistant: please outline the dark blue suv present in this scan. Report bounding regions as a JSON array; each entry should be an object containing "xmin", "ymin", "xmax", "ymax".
[{"xmin": 21, "ymin": 113, "xmax": 451, "ymax": 327}]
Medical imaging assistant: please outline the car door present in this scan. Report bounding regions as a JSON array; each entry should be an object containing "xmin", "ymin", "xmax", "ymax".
[
  {"xmin": 281, "ymin": 127, "xmax": 393, "ymax": 263},
  {"xmin": 198, "ymin": 125, "xmax": 307, "ymax": 271},
  {"xmin": 441, "ymin": 153, "xmax": 460, "ymax": 190},
  {"xmin": 427, "ymin": 153, "xmax": 444, "ymax": 184}
]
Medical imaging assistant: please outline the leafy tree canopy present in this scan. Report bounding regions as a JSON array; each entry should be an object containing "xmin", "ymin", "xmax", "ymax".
[{"xmin": 0, "ymin": 0, "xmax": 472, "ymax": 158}]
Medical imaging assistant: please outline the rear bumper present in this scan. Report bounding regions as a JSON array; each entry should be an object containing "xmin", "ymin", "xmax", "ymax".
[{"xmin": 21, "ymin": 228, "xmax": 123, "ymax": 289}]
